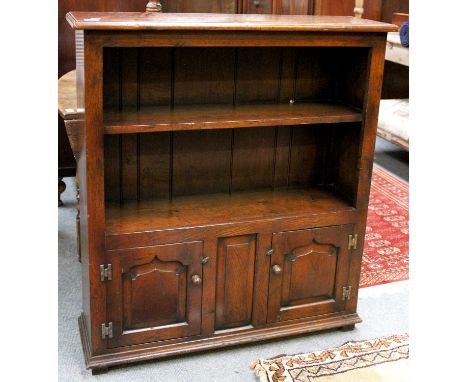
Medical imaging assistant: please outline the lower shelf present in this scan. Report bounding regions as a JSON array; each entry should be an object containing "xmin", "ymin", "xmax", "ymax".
[{"xmin": 105, "ymin": 186, "xmax": 354, "ymax": 235}]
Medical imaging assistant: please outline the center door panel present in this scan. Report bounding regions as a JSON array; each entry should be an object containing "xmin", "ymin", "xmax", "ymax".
[
  {"xmin": 267, "ymin": 225, "xmax": 354, "ymax": 323},
  {"xmin": 215, "ymin": 235, "xmax": 257, "ymax": 330}
]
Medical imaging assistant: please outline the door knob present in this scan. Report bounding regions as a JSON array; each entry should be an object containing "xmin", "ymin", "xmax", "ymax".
[
  {"xmin": 272, "ymin": 264, "xmax": 282, "ymax": 275},
  {"xmin": 191, "ymin": 274, "xmax": 202, "ymax": 285}
]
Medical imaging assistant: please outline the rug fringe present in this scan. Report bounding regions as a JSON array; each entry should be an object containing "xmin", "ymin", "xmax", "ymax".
[
  {"xmin": 251, "ymin": 359, "xmax": 269, "ymax": 382},
  {"xmin": 250, "ymin": 334, "xmax": 409, "ymax": 382}
]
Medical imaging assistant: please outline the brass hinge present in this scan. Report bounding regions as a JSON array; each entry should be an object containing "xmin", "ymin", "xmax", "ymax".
[
  {"xmin": 101, "ymin": 322, "xmax": 113, "ymax": 339},
  {"xmin": 201, "ymin": 256, "xmax": 209, "ymax": 265},
  {"xmin": 266, "ymin": 248, "xmax": 274, "ymax": 256},
  {"xmin": 348, "ymin": 234, "xmax": 358, "ymax": 250},
  {"xmin": 342, "ymin": 286, "xmax": 352, "ymax": 301},
  {"xmin": 100, "ymin": 264, "xmax": 112, "ymax": 281}
]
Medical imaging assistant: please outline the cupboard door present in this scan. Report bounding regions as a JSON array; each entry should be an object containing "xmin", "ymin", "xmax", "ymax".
[
  {"xmin": 106, "ymin": 241, "xmax": 204, "ymax": 348},
  {"xmin": 267, "ymin": 225, "xmax": 353, "ymax": 323},
  {"xmin": 215, "ymin": 235, "xmax": 256, "ymax": 330}
]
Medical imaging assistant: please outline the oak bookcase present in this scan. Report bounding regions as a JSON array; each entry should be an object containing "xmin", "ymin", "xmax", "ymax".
[{"xmin": 66, "ymin": 12, "xmax": 396, "ymax": 373}]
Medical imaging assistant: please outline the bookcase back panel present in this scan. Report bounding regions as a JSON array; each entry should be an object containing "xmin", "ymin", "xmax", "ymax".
[
  {"xmin": 330, "ymin": 124, "xmax": 361, "ymax": 203},
  {"xmin": 294, "ymin": 48, "xmax": 337, "ymax": 102},
  {"xmin": 174, "ymin": 48, "xmax": 237, "ymax": 105},
  {"xmin": 288, "ymin": 125, "xmax": 327, "ymax": 187},
  {"xmin": 104, "ymin": 123, "xmax": 361, "ymax": 204},
  {"xmin": 335, "ymin": 48, "xmax": 370, "ymax": 109},
  {"xmin": 231, "ymin": 127, "xmax": 277, "ymax": 191},
  {"xmin": 103, "ymin": 47, "xmax": 369, "ymax": 109},
  {"xmin": 235, "ymin": 48, "xmax": 283, "ymax": 103},
  {"xmin": 173, "ymin": 129, "xmax": 232, "ymax": 195},
  {"xmin": 140, "ymin": 48, "xmax": 173, "ymax": 107}
]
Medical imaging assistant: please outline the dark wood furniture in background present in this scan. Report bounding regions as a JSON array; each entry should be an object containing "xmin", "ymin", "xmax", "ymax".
[
  {"xmin": 59, "ymin": 1, "xmax": 316, "ymax": 84},
  {"xmin": 315, "ymin": 0, "xmax": 408, "ymax": 22},
  {"xmin": 58, "ymin": 70, "xmax": 83, "ymax": 257},
  {"xmin": 67, "ymin": 12, "xmax": 396, "ymax": 373},
  {"xmin": 381, "ymin": 9, "xmax": 408, "ymax": 100},
  {"xmin": 58, "ymin": 116, "xmax": 75, "ymax": 206},
  {"xmin": 59, "ymin": 0, "xmax": 409, "ymax": 80}
]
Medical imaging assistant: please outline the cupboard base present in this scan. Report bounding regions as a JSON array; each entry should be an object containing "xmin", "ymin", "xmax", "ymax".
[{"xmin": 79, "ymin": 312, "xmax": 361, "ymax": 372}]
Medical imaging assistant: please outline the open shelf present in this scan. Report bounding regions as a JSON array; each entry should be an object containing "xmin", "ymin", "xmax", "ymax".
[
  {"xmin": 104, "ymin": 102, "xmax": 362, "ymax": 134},
  {"xmin": 105, "ymin": 186, "xmax": 354, "ymax": 235}
]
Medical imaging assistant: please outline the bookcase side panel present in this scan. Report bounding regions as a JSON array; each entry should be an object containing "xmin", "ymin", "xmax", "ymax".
[
  {"xmin": 80, "ymin": 32, "xmax": 107, "ymax": 355},
  {"xmin": 345, "ymin": 38, "xmax": 387, "ymax": 314}
]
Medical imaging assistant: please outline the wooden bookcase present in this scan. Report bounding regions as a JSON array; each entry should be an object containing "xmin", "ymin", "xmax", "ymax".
[{"xmin": 66, "ymin": 12, "xmax": 396, "ymax": 373}]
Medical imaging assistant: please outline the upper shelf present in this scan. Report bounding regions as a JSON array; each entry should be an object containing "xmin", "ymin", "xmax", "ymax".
[
  {"xmin": 66, "ymin": 13, "xmax": 398, "ymax": 33},
  {"xmin": 104, "ymin": 102, "xmax": 362, "ymax": 134}
]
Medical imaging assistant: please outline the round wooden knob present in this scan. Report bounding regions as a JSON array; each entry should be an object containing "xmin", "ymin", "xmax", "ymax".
[
  {"xmin": 191, "ymin": 274, "xmax": 202, "ymax": 285},
  {"xmin": 272, "ymin": 264, "xmax": 282, "ymax": 275}
]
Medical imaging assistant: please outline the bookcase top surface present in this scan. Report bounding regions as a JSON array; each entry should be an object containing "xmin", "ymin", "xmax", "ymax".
[{"xmin": 66, "ymin": 12, "xmax": 397, "ymax": 33}]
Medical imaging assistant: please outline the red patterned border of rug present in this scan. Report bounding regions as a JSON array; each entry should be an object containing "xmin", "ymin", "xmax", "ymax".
[{"xmin": 360, "ymin": 165, "xmax": 409, "ymax": 288}]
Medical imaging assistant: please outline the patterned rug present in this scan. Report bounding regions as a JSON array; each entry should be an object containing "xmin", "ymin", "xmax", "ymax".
[
  {"xmin": 251, "ymin": 334, "xmax": 409, "ymax": 382},
  {"xmin": 361, "ymin": 165, "xmax": 409, "ymax": 288}
]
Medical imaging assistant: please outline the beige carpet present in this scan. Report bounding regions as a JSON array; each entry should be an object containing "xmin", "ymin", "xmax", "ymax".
[{"xmin": 251, "ymin": 334, "xmax": 409, "ymax": 382}]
